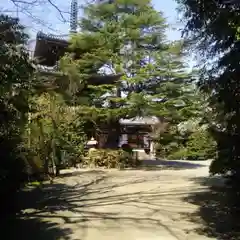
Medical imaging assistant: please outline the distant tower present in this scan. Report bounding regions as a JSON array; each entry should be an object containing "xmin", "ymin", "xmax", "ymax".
[{"xmin": 70, "ymin": 0, "xmax": 78, "ymax": 33}]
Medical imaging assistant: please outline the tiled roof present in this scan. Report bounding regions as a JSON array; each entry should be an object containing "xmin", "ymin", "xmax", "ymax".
[
  {"xmin": 36, "ymin": 31, "xmax": 69, "ymax": 43},
  {"xmin": 119, "ymin": 116, "xmax": 159, "ymax": 125}
]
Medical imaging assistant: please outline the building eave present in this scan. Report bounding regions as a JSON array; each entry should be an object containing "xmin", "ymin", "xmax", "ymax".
[
  {"xmin": 34, "ymin": 31, "xmax": 69, "ymax": 66},
  {"xmin": 119, "ymin": 116, "xmax": 160, "ymax": 126}
]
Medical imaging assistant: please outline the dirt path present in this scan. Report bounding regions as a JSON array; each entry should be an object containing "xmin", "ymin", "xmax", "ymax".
[{"xmin": 17, "ymin": 160, "xmax": 217, "ymax": 240}]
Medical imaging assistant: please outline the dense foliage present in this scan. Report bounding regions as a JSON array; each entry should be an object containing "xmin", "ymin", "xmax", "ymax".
[
  {"xmin": 176, "ymin": 0, "xmax": 240, "ymax": 179},
  {"xmin": 61, "ymin": 0, "xmax": 206, "ymax": 153},
  {"xmin": 0, "ymin": 14, "xmax": 88, "ymax": 182},
  {"xmin": 1, "ymin": 1, "xmax": 238, "ymax": 238},
  {"xmin": 24, "ymin": 93, "xmax": 87, "ymax": 176},
  {"xmin": 83, "ymin": 149, "xmax": 138, "ymax": 169},
  {"xmin": 0, "ymin": 14, "xmax": 35, "ymax": 213},
  {"xmin": 165, "ymin": 128, "xmax": 216, "ymax": 160},
  {"xmin": 0, "ymin": 0, "xmax": 219, "ymax": 197},
  {"xmin": 154, "ymin": 83, "xmax": 217, "ymax": 160}
]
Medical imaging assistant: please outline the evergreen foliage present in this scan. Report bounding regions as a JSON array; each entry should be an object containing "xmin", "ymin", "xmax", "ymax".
[
  {"xmin": 0, "ymin": 6, "xmax": 221, "ymax": 226},
  {"xmin": 176, "ymin": 0, "xmax": 240, "ymax": 180},
  {"xmin": 24, "ymin": 93, "xmax": 87, "ymax": 175},
  {"xmin": 61, "ymin": 0, "xmax": 198, "ymax": 150},
  {"xmin": 0, "ymin": 1, "xmax": 218, "ymax": 189},
  {"xmin": 0, "ymin": 14, "xmax": 35, "ymax": 213}
]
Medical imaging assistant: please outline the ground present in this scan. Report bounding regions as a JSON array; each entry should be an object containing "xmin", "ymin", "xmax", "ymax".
[{"xmin": 11, "ymin": 160, "xmax": 229, "ymax": 240}]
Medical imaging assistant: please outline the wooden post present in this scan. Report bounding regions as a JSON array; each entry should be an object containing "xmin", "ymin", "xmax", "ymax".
[{"xmin": 150, "ymin": 141, "xmax": 155, "ymax": 159}]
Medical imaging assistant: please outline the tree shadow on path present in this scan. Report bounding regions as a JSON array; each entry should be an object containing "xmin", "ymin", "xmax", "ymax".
[
  {"xmin": 9, "ymin": 169, "xmax": 194, "ymax": 240},
  {"xmin": 182, "ymin": 176, "xmax": 240, "ymax": 240},
  {"xmin": 139, "ymin": 159, "xmax": 205, "ymax": 171},
  {"xmin": 0, "ymin": 185, "xmax": 73, "ymax": 240}
]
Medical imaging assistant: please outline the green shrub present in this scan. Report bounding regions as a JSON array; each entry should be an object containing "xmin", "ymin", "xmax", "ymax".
[
  {"xmin": 156, "ymin": 141, "xmax": 183, "ymax": 159},
  {"xmin": 84, "ymin": 149, "xmax": 138, "ymax": 168},
  {"xmin": 168, "ymin": 148, "xmax": 188, "ymax": 160},
  {"xmin": 160, "ymin": 129, "xmax": 217, "ymax": 161},
  {"xmin": 186, "ymin": 129, "xmax": 216, "ymax": 160}
]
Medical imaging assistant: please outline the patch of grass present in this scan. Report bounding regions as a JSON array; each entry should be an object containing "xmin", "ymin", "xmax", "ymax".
[{"xmin": 26, "ymin": 181, "xmax": 42, "ymax": 187}]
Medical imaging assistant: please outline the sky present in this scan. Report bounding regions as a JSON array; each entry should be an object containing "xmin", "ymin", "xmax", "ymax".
[
  {"xmin": 2, "ymin": 0, "xmax": 182, "ymax": 41},
  {"xmin": 153, "ymin": 0, "xmax": 182, "ymax": 41},
  {"xmin": 2, "ymin": 0, "xmax": 193, "ymax": 66}
]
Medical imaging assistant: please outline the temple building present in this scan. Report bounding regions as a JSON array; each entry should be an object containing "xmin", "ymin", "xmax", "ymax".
[
  {"xmin": 32, "ymin": 0, "xmax": 159, "ymax": 158},
  {"xmin": 119, "ymin": 116, "xmax": 160, "ymax": 158}
]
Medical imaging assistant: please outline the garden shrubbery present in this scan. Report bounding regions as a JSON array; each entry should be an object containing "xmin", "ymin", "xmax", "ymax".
[
  {"xmin": 185, "ymin": 130, "xmax": 216, "ymax": 160},
  {"xmin": 157, "ymin": 129, "xmax": 217, "ymax": 160},
  {"xmin": 83, "ymin": 149, "xmax": 139, "ymax": 169}
]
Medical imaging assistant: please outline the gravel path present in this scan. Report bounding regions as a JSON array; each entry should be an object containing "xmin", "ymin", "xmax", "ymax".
[{"xmin": 18, "ymin": 160, "xmax": 217, "ymax": 240}]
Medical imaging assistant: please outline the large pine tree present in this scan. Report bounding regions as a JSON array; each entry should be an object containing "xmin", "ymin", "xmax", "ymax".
[{"xmin": 61, "ymin": 0, "xmax": 193, "ymax": 147}]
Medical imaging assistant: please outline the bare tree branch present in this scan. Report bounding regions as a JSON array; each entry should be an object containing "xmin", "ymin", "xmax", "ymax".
[
  {"xmin": 0, "ymin": 0, "xmax": 72, "ymax": 33},
  {"xmin": 46, "ymin": 0, "xmax": 67, "ymax": 22},
  {"xmin": 10, "ymin": 0, "xmax": 69, "ymax": 22},
  {"xmin": 0, "ymin": 0, "xmax": 96, "ymax": 33}
]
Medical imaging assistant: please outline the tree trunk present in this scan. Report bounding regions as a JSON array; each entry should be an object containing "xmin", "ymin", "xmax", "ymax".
[
  {"xmin": 105, "ymin": 122, "xmax": 120, "ymax": 149},
  {"xmin": 55, "ymin": 166, "xmax": 60, "ymax": 176}
]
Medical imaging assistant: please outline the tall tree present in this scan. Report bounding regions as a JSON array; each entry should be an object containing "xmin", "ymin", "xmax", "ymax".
[
  {"xmin": 0, "ymin": 14, "xmax": 35, "ymax": 212},
  {"xmin": 61, "ymin": 0, "xmax": 192, "ymax": 148},
  {"xmin": 61, "ymin": 0, "xmax": 163, "ymax": 146},
  {"xmin": 176, "ymin": 0, "xmax": 240, "ymax": 181},
  {"xmin": 26, "ymin": 92, "xmax": 87, "ymax": 175}
]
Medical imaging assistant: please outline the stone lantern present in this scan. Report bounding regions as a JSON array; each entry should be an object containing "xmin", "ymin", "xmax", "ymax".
[{"xmin": 86, "ymin": 137, "xmax": 98, "ymax": 150}]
